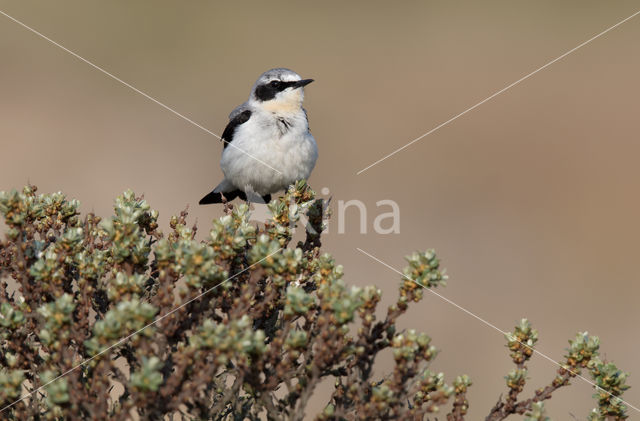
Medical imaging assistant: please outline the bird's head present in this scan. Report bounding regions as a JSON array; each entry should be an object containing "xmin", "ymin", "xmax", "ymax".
[{"xmin": 249, "ymin": 68, "xmax": 313, "ymax": 114}]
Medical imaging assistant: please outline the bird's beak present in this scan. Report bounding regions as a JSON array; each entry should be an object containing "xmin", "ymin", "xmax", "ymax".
[{"xmin": 294, "ymin": 79, "xmax": 314, "ymax": 88}]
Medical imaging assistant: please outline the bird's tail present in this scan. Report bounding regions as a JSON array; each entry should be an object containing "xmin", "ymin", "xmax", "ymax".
[
  {"xmin": 199, "ymin": 189, "xmax": 247, "ymax": 205},
  {"xmin": 199, "ymin": 179, "xmax": 272, "ymax": 205},
  {"xmin": 199, "ymin": 189, "xmax": 272, "ymax": 205}
]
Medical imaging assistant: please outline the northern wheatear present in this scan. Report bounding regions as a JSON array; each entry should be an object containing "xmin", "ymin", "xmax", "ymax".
[{"xmin": 200, "ymin": 68, "xmax": 318, "ymax": 204}]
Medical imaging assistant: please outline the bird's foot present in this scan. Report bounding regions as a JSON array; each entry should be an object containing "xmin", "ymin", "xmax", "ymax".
[{"xmin": 221, "ymin": 193, "xmax": 233, "ymax": 215}]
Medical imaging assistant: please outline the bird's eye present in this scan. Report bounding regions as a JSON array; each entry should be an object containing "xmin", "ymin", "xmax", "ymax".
[{"xmin": 269, "ymin": 81, "xmax": 281, "ymax": 88}]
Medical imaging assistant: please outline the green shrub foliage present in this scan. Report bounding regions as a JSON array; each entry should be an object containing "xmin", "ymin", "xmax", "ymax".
[{"xmin": 0, "ymin": 184, "xmax": 630, "ymax": 420}]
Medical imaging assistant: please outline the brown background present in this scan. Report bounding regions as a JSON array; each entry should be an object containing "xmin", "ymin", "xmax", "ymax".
[{"xmin": 1, "ymin": 1, "xmax": 639, "ymax": 419}]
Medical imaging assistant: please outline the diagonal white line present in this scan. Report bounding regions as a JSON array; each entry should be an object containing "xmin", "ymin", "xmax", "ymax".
[
  {"xmin": 355, "ymin": 247, "xmax": 640, "ymax": 414},
  {"xmin": 356, "ymin": 9, "xmax": 640, "ymax": 175},
  {"xmin": 0, "ymin": 248, "xmax": 283, "ymax": 414},
  {"xmin": 0, "ymin": 9, "xmax": 282, "ymax": 175}
]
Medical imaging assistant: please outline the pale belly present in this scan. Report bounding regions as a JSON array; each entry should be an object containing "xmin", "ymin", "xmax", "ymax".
[{"xmin": 220, "ymin": 131, "xmax": 318, "ymax": 195}]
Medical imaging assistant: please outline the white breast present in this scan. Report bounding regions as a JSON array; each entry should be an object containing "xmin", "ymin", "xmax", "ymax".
[{"xmin": 220, "ymin": 109, "xmax": 318, "ymax": 195}]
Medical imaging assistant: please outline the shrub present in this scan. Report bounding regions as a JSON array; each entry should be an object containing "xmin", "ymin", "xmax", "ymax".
[{"xmin": 0, "ymin": 183, "xmax": 631, "ymax": 420}]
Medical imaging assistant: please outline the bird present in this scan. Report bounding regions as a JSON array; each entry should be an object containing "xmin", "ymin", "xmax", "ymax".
[{"xmin": 199, "ymin": 68, "xmax": 318, "ymax": 205}]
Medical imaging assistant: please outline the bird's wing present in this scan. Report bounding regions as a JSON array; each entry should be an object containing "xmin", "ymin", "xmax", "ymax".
[
  {"xmin": 228, "ymin": 103, "xmax": 249, "ymax": 120},
  {"xmin": 222, "ymin": 105, "xmax": 252, "ymax": 150}
]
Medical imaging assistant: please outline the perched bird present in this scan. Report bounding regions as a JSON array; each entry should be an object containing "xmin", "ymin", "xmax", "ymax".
[{"xmin": 199, "ymin": 68, "xmax": 318, "ymax": 205}]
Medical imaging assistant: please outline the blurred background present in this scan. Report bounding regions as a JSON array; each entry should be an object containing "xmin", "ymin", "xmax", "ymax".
[{"xmin": 1, "ymin": 0, "xmax": 639, "ymax": 418}]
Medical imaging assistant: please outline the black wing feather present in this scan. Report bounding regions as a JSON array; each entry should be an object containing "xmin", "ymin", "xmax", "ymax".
[
  {"xmin": 199, "ymin": 109, "xmax": 256, "ymax": 205},
  {"xmin": 221, "ymin": 109, "xmax": 252, "ymax": 149}
]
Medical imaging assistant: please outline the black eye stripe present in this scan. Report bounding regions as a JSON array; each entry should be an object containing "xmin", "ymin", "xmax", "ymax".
[
  {"xmin": 271, "ymin": 81, "xmax": 297, "ymax": 90},
  {"xmin": 254, "ymin": 81, "xmax": 299, "ymax": 101}
]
